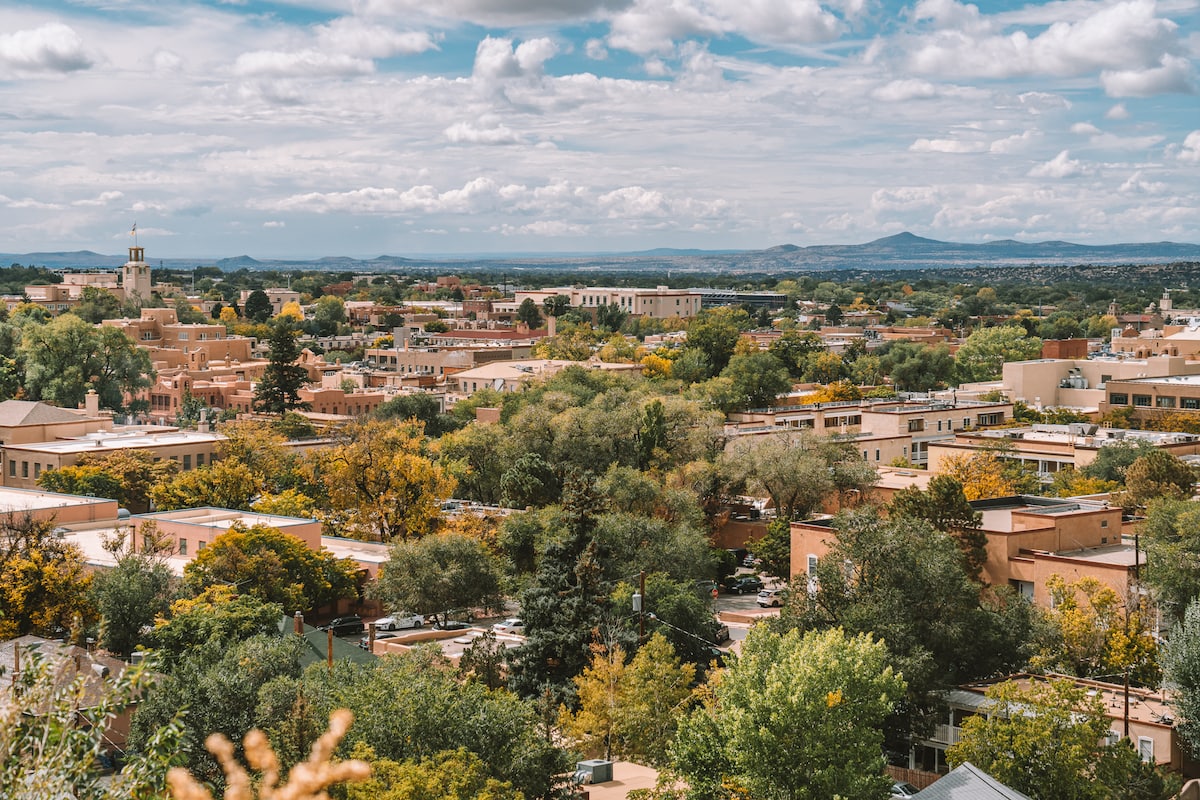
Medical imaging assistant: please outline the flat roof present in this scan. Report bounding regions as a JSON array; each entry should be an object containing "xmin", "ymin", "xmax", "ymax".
[
  {"xmin": 321, "ymin": 535, "xmax": 390, "ymax": 565},
  {"xmin": 1115, "ymin": 374, "xmax": 1200, "ymax": 386},
  {"xmin": 6, "ymin": 429, "xmax": 225, "ymax": 455},
  {"xmin": 136, "ymin": 507, "xmax": 316, "ymax": 531},
  {"xmin": 0, "ymin": 486, "xmax": 117, "ymax": 513}
]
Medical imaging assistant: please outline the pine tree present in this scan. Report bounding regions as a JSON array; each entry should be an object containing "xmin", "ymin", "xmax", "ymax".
[{"xmin": 253, "ymin": 320, "xmax": 311, "ymax": 414}]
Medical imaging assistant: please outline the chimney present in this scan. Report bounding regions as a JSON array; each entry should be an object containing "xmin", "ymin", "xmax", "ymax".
[
  {"xmin": 547, "ymin": 315, "xmax": 557, "ymax": 337},
  {"xmin": 84, "ymin": 390, "xmax": 99, "ymax": 417},
  {"xmin": 293, "ymin": 610, "xmax": 304, "ymax": 635},
  {"xmin": 198, "ymin": 408, "xmax": 210, "ymax": 433}
]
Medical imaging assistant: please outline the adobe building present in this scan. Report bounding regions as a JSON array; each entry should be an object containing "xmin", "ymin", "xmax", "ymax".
[
  {"xmin": 513, "ymin": 286, "xmax": 703, "ymax": 320},
  {"xmin": 239, "ymin": 288, "xmax": 300, "ymax": 316},
  {"xmin": 926, "ymin": 424, "xmax": 1200, "ymax": 483},
  {"xmin": 0, "ymin": 398, "xmax": 113, "ymax": 446},
  {"xmin": 1101, "ymin": 374, "xmax": 1200, "ymax": 426},
  {"xmin": 103, "ymin": 307, "xmax": 254, "ymax": 373},
  {"xmin": 997, "ymin": 354, "xmax": 1200, "ymax": 413},
  {"xmin": 911, "ymin": 673, "xmax": 1183, "ymax": 777},
  {"xmin": 790, "ymin": 495, "xmax": 1137, "ymax": 609},
  {"xmin": 2, "ymin": 428, "xmax": 225, "ymax": 489}
]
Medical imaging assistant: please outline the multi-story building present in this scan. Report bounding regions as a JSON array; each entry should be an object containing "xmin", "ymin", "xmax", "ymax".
[
  {"xmin": 926, "ymin": 424, "xmax": 1200, "ymax": 482},
  {"xmin": 103, "ymin": 307, "xmax": 254, "ymax": 372},
  {"xmin": 2, "ymin": 427, "xmax": 225, "ymax": 489},
  {"xmin": 513, "ymin": 286, "xmax": 703, "ymax": 320},
  {"xmin": 1101, "ymin": 374, "xmax": 1200, "ymax": 426},
  {"xmin": 791, "ymin": 494, "xmax": 1137, "ymax": 610},
  {"xmin": 239, "ymin": 288, "xmax": 300, "ymax": 316}
]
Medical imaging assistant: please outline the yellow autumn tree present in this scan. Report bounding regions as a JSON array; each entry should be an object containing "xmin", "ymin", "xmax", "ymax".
[
  {"xmin": 940, "ymin": 448, "xmax": 1040, "ymax": 501},
  {"xmin": 641, "ymin": 352, "xmax": 674, "ymax": 379},
  {"xmin": 277, "ymin": 300, "xmax": 305, "ymax": 321},
  {"xmin": 312, "ymin": 419, "xmax": 455, "ymax": 541}
]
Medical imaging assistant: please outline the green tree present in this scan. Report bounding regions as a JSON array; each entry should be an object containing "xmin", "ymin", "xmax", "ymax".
[
  {"xmin": 37, "ymin": 449, "xmax": 179, "ymax": 514},
  {"xmin": 560, "ymin": 633, "xmax": 695, "ymax": 767},
  {"xmin": 955, "ymin": 325, "xmax": 1043, "ymax": 382},
  {"xmin": 0, "ymin": 650, "xmax": 182, "ymax": 800},
  {"xmin": 684, "ymin": 308, "xmax": 751, "ymax": 376},
  {"xmin": 91, "ymin": 541, "xmax": 175, "ymax": 657},
  {"xmin": 244, "ymin": 289, "xmax": 272, "ymax": 322},
  {"xmin": 128, "ymin": 633, "xmax": 305, "ymax": 789},
  {"xmin": 500, "ymin": 451, "xmax": 560, "ymax": 508},
  {"xmin": 253, "ymin": 319, "xmax": 312, "ymax": 414},
  {"xmin": 374, "ymin": 392, "xmax": 458, "ymax": 436},
  {"xmin": 542, "ymin": 294, "xmax": 571, "ymax": 318},
  {"xmin": 720, "ymin": 351, "xmax": 791, "ymax": 411},
  {"xmin": 372, "ymin": 532, "xmax": 503, "ymax": 627},
  {"xmin": 878, "ymin": 341, "xmax": 956, "ymax": 393},
  {"xmin": 783, "ymin": 509, "xmax": 1037, "ymax": 736},
  {"xmin": 20, "ymin": 315, "xmax": 154, "ymax": 412},
  {"xmin": 723, "ymin": 432, "xmax": 836, "ymax": 522},
  {"xmin": 1082, "ymin": 440, "xmax": 1156, "ymax": 483},
  {"xmin": 150, "ymin": 459, "xmax": 261, "ymax": 511},
  {"xmin": 637, "ymin": 399, "xmax": 668, "ymax": 470},
  {"xmin": 182, "ymin": 524, "xmax": 358, "ymax": 612},
  {"xmin": 144, "ymin": 585, "xmax": 283, "ymax": 668},
  {"xmin": 439, "ymin": 421, "xmax": 510, "ymax": 505},
  {"xmin": 674, "ymin": 626, "xmax": 906, "ymax": 800},
  {"xmin": 768, "ymin": 331, "xmax": 824, "ymax": 380},
  {"xmin": 947, "ymin": 678, "xmax": 1177, "ymax": 800},
  {"xmin": 260, "ymin": 649, "xmax": 571, "ymax": 800},
  {"xmin": 68, "ymin": 285, "xmax": 122, "ymax": 323},
  {"xmin": 596, "ymin": 303, "xmax": 628, "ymax": 332},
  {"xmin": 1140, "ymin": 498, "xmax": 1200, "ymax": 623},
  {"xmin": 1163, "ymin": 598, "xmax": 1200, "ymax": 758},
  {"xmin": 516, "ymin": 298, "xmax": 542, "ymax": 328},
  {"xmin": 312, "ymin": 294, "xmax": 347, "ymax": 335},
  {"xmin": 342, "ymin": 745, "xmax": 523, "ymax": 800},
  {"xmin": 1121, "ymin": 449, "xmax": 1195, "ymax": 510},
  {"xmin": 889, "ymin": 475, "xmax": 987, "ymax": 578}
]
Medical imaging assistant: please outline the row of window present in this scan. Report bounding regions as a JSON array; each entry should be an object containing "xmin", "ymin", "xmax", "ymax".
[
  {"xmin": 7, "ymin": 452, "xmax": 210, "ymax": 480},
  {"xmin": 1109, "ymin": 393, "xmax": 1200, "ymax": 409}
]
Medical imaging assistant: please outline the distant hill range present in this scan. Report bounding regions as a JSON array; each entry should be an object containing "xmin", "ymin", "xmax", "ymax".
[{"xmin": 4, "ymin": 232, "xmax": 1198, "ymax": 273}]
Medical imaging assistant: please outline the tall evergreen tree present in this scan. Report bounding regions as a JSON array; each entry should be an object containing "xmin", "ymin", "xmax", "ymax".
[{"xmin": 253, "ymin": 320, "xmax": 311, "ymax": 414}]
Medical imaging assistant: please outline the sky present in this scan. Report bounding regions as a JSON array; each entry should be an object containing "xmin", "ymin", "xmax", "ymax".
[{"xmin": 0, "ymin": 0, "xmax": 1197, "ymax": 258}]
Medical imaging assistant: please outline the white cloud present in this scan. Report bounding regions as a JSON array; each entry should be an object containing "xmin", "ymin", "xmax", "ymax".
[
  {"xmin": 1175, "ymin": 131, "xmax": 1200, "ymax": 163},
  {"xmin": 444, "ymin": 120, "xmax": 523, "ymax": 144},
  {"xmin": 908, "ymin": 0, "xmax": 1184, "ymax": 80},
  {"xmin": 1106, "ymin": 103, "xmax": 1130, "ymax": 119},
  {"xmin": 315, "ymin": 19, "xmax": 439, "ymax": 58},
  {"xmin": 1071, "ymin": 122, "xmax": 1101, "ymax": 135},
  {"xmin": 909, "ymin": 137, "xmax": 988, "ymax": 153},
  {"xmin": 989, "ymin": 130, "xmax": 1037, "ymax": 153},
  {"xmin": 233, "ymin": 50, "xmax": 375, "ymax": 78},
  {"xmin": 355, "ymin": 0, "xmax": 627, "ymax": 26},
  {"xmin": 1028, "ymin": 150, "xmax": 1084, "ymax": 178},
  {"xmin": 71, "ymin": 191, "xmax": 124, "ymax": 207},
  {"xmin": 472, "ymin": 36, "xmax": 558, "ymax": 81},
  {"xmin": 0, "ymin": 23, "xmax": 92, "ymax": 75},
  {"xmin": 263, "ymin": 220, "xmax": 286, "ymax": 228},
  {"xmin": 606, "ymin": 0, "xmax": 841, "ymax": 55},
  {"xmin": 1101, "ymin": 54, "xmax": 1196, "ymax": 97},
  {"xmin": 1119, "ymin": 171, "xmax": 1165, "ymax": 193},
  {"xmin": 870, "ymin": 79, "xmax": 938, "ymax": 102},
  {"xmin": 585, "ymin": 38, "xmax": 608, "ymax": 59}
]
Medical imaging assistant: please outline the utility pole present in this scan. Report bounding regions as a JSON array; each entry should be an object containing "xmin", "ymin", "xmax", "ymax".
[{"xmin": 638, "ymin": 570, "xmax": 646, "ymax": 642}]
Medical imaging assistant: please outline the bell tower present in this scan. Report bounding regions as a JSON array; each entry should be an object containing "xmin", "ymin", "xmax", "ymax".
[{"xmin": 122, "ymin": 246, "xmax": 151, "ymax": 300}]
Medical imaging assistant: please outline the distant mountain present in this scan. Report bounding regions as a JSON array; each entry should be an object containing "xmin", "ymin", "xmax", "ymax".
[{"xmin": 3, "ymin": 232, "xmax": 1198, "ymax": 273}]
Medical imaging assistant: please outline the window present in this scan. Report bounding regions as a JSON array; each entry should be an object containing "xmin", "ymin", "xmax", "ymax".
[
  {"xmin": 1138, "ymin": 737, "xmax": 1154, "ymax": 763},
  {"xmin": 198, "ymin": 541, "xmax": 206, "ymax": 551},
  {"xmin": 807, "ymin": 555, "xmax": 818, "ymax": 576},
  {"xmin": 33, "ymin": 463, "xmax": 40, "ymax": 478},
  {"xmin": 1184, "ymin": 398, "xmax": 1200, "ymax": 410},
  {"xmin": 197, "ymin": 453, "xmax": 205, "ymax": 467},
  {"xmin": 183, "ymin": 454, "xmax": 192, "ymax": 470},
  {"xmin": 177, "ymin": 538, "xmax": 187, "ymax": 556},
  {"xmin": 1109, "ymin": 393, "xmax": 1128, "ymax": 405},
  {"xmin": 1133, "ymin": 395, "xmax": 1152, "ymax": 407},
  {"xmin": 21, "ymin": 461, "xmax": 28, "ymax": 478},
  {"xmin": 875, "ymin": 449, "xmax": 880, "ymax": 461},
  {"xmin": 908, "ymin": 419, "xmax": 925, "ymax": 432},
  {"xmin": 964, "ymin": 418, "xmax": 970, "ymax": 428},
  {"xmin": 8, "ymin": 460, "xmax": 14, "ymax": 477},
  {"xmin": 1157, "ymin": 396, "xmax": 1176, "ymax": 408},
  {"xmin": 937, "ymin": 420, "xmax": 943, "ymax": 432},
  {"xmin": 1101, "ymin": 519, "xmax": 1109, "ymax": 528}
]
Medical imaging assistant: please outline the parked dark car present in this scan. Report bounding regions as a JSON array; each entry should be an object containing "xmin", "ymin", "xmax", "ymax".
[
  {"xmin": 723, "ymin": 576, "xmax": 764, "ymax": 595},
  {"xmin": 433, "ymin": 620, "xmax": 471, "ymax": 631},
  {"xmin": 321, "ymin": 615, "xmax": 364, "ymax": 636}
]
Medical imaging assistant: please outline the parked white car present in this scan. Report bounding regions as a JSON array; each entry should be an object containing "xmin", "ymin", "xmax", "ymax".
[
  {"xmin": 373, "ymin": 613, "xmax": 423, "ymax": 631},
  {"xmin": 757, "ymin": 588, "xmax": 785, "ymax": 608},
  {"xmin": 492, "ymin": 618, "xmax": 526, "ymax": 636}
]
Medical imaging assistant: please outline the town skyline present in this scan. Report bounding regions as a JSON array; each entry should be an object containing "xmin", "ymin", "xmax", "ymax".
[{"xmin": 2, "ymin": 0, "xmax": 1197, "ymax": 257}]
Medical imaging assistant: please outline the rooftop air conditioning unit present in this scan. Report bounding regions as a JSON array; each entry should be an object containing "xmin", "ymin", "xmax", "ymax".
[{"xmin": 575, "ymin": 761, "xmax": 613, "ymax": 784}]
